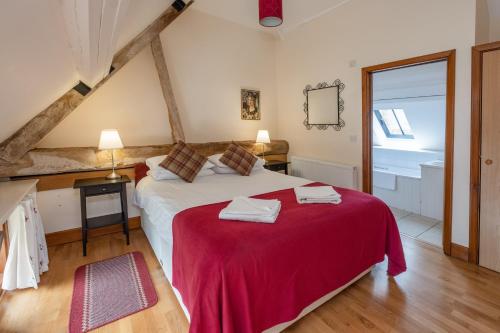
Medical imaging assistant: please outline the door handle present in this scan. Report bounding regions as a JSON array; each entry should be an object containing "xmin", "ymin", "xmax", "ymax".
[{"xmin": 485, "ymin": 159, "xmax": 493, "ymax": 165}]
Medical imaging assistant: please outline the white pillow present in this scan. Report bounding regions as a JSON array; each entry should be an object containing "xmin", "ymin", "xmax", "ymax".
[
  {"xmin": 145, "ymin": 154, "xmax": 214, "ymax": 170},
  {"xmin": 148, "ymin": 168, "xmax": 215, "ymax": 181},
  {"xmin": 208, "ymin": 153, "xmax": 265, "ymax": 174}
]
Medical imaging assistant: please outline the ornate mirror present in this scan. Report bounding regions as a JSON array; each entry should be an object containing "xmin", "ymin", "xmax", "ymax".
[{"xmin": 303, "ymin": 79, "xmax": 345, "ymax": 130}]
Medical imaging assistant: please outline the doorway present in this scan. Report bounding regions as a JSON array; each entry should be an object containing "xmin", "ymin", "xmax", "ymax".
[{"xmin": 362, "ymin": 50, "xmax": 456, "ymax": 255}]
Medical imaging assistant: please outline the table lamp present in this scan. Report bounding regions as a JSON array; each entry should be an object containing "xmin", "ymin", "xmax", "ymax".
[
  {"xmin": 256, "ymin": 130, "xmax": 271, "ymax": 161},
  {"xmin": 98, "ymin": 129, "xmax": 123, "ymax": 179}
]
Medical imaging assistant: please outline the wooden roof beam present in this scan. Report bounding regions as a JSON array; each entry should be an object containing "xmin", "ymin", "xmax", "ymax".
[
  {"xmin": 151, "ymin": 36, "xmax": 185, "ymax": 142},
  {"xmin": 0, "ymin": 0, "xmax": 193, "ymax": 164}
]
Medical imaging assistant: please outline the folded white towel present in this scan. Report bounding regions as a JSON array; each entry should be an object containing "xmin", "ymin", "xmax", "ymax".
[
  {"xmin": 219, "ymin": 196, "xmax": 281, "ymax": 223},
  {"xmin": 297, "ymin": 197, "xmax": 342, "ymax": 204},
  {"xmin": 294, "ymin": 186, "xmax": 342, "ymax": 204}
]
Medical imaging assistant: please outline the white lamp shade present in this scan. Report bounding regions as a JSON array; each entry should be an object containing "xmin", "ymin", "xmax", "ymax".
[
  {"xmin": 256, "ymin": 130, "xmax": 271, "ymax": 144},
  {"xmin": 98, "ymin": 129, "xmax": 124, "ymax": 150}
]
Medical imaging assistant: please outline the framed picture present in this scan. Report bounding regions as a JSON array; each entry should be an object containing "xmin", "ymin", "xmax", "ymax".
[{"xmin": 241, "ymin": 89, "xmax": 261, "ymax": 120}]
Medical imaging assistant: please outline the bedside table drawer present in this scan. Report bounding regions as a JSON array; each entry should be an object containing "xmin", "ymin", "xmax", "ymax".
[{"xmin": 85, "ymin": 183, "xmax": 122, "ymax": 196}]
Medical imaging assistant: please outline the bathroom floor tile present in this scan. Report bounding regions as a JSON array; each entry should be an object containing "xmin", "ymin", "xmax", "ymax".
[
  {"xmin": 397, "ymin": 214, "xmax": 439, "ymax": 238},
  {"xmin": 417, "ymin": 223, "xmax": 443, "ymax": 248},
  {"xmin": 389, "ymin": 207, "xmax": 412, "ymax": 220}
]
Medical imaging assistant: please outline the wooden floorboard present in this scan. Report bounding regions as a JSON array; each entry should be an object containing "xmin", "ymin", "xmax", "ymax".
[{"xmin": 1, "ymin": 230, "xmax": 500, "ymax": 332}]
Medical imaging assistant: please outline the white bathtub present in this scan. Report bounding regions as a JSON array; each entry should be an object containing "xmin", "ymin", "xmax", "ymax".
[
  {"xmin": 373, "ymin": 165, "xmax": 421, "ymax": 179},
  {"xmin": 373, "ymin": 164, "xmax": 421, "ymax": 214}
]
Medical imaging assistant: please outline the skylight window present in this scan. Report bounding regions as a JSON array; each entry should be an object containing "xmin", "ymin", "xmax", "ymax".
[{"xmin": 374, "ymin": 109, "xmax": 414, "ymax": 139}]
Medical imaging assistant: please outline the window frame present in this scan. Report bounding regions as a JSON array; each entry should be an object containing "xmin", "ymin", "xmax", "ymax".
[{"xmin": 374, "ymin": 109, "xmax": 415, "ymax": 139}]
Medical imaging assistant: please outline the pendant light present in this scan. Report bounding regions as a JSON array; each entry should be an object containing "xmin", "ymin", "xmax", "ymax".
[{"xmin": 259, "ymin": 0, "xmax": 283, "ymax": 27}]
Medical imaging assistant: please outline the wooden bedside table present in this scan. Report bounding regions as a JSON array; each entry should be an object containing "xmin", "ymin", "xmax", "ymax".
[
  {"xmin": 74, "ymin": 176, "xmax": 131, "ymax": 256},
  {"xmin": 264, "ymin": 160, "xmax": 291, "ymax": 175}
]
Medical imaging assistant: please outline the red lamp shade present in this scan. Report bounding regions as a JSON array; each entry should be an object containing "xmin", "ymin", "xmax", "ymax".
[{"xmin": 259, "ymin": 0, "xmax": 283, "ymax": 27}]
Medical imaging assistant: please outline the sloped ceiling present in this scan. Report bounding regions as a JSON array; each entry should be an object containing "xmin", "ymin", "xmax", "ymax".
[
  {"xmin": 373, "ymin": 61, "xmax": 447, "ymax": 100},
  {"xmin": 0, "ymin": 0, "xmax": 77, "ymax": 143},
  {"xmin": 116, "ymin": 0, "xmax": 174, "ymax": 50}
]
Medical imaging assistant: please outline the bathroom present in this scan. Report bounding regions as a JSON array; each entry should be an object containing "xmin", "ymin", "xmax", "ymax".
[{"xmin": 371, "ymin": 62, "xmax": 446, "ymax": 248}]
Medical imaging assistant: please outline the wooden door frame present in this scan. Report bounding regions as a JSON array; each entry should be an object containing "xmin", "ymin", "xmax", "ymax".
[
  {"xmin": 469, "ymin": 41, "xmax": 500, "ymax": 264},
  {"xmin": 362, "ymin": 50, "xmax": 456, "ymax": 256}
]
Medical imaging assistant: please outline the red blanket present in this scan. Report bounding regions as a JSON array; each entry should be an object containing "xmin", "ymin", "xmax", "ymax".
[{"xmin": 172, "ymin": 183, "xmax": 406, "ymax": 333}]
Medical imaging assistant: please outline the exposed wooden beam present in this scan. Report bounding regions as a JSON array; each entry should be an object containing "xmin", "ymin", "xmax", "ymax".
[
  {"xmin": 111, "ymin": 1, "xmax": 193, "ymax": 74},
  {"xmin": 2, "ymin": 140, "xmax": 289, "ymax": 178},
  {"xmin": 151, "ymin": 36, "xmax": 185, "ymax": 142},
  {"xmin": 0, "ymin": 1, "xmax": 193, "ymax": 164},
  {"xmin": 0, "ymin": 89, "xmax": 84, "ymax": 165}
]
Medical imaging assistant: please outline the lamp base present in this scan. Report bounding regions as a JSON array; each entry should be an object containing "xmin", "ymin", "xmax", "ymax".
[{"xmin": 105, "ymin": 171, "xmax": 122, "ymax": 180}]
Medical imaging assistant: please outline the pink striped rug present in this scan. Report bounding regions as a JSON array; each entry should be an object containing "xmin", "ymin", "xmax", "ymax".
[{"xmin": 69, "ymin": 252, "xmax": 158, "ymax": 333}]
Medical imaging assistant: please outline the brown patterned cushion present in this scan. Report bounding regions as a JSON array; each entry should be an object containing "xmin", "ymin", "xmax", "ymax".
[
  {"xmin": 159, "ymin": 141, "xmax": 208, "ymax": 182},
  {"xmin": 219, "ymin": 143, "xmax": 258, "ymax": 176}
]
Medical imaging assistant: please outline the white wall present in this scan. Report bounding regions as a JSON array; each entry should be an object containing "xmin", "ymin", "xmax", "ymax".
[
  {"xmin": 161, "ymin": 9, "xmax": 278, "ymax": 142},
  {"xmin": 487, "ymin": 0, "xmax": 500, "ymax": 42},
  {"xmin": 476, "ymin": 0, "xmax": 500, "ymax": 44},
  {"xmin": 476, "ymin": 0, "xmax": 491, "ymax": 44},
  {"xmin": 275, "ymin": 0, "xmax": 476, "ymax": 246}
]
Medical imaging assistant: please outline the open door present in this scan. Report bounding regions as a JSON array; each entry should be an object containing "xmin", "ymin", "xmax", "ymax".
[{"xmin": 362, "ymin": 50, "xmax": 456, "ymax": 256}]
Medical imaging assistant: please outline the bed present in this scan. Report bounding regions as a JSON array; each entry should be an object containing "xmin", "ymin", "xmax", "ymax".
[{"xmin": 134, "ymin": 164, "xmax": 406, "ymax": 333}]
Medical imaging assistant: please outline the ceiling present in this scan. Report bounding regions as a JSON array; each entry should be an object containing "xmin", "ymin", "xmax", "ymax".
[
  {"xmin": 192, "ymin": 0, "xmax": 352, "ymax": 36},
  {"xmin": 373, "ymin": 62, "xmax": 447, "ymax": 90},
  {"xmin": 372, "ymin": 61, "xmax": 448, "ymax": 100}
]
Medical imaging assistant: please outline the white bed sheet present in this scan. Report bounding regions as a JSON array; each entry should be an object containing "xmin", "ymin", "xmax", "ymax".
[{"xmin": 134, "ymin": 169, "xmax": 310, "ymax": 280}]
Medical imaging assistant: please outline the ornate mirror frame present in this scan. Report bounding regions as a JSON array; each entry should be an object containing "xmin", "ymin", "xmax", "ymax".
[{"xmin": 303, "ymin": 79, "xmax": 345, "ymax": 130}]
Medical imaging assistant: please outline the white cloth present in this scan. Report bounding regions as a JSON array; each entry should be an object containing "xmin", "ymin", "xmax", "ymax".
[
  {"xmin": 2, "ymin": 193, "xmax": 49, "ymax": 290},
  {"xmin": 294, "ymin": 186, "xmax": 342, "ymax": 204},
  {"xmin": 219, "ymin": 196, "xmax": 281, "ymax": 223}
]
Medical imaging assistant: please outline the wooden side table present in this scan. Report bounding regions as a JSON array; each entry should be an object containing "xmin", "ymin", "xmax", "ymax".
[
  {"xmin": 74, "ymin": 176, "xmax": 131, "ymax": 256},
  {"xmin": 264, "ymin": 160, "xmax": 291, "ymax": 175}
]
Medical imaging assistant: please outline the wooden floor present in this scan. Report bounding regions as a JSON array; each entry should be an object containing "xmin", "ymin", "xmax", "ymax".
[{"xmin": 1, "ymin": 230, "xmax": 500, "ymax": 333}]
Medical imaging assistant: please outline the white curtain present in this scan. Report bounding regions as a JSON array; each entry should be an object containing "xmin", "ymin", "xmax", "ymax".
[{"xmin": 2, "ymin": 193, "xmax": 49, "ymax": 291}]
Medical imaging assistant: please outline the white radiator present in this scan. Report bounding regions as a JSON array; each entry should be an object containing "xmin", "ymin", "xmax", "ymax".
[{"xmin": 290, "ymin": 156, "xmax": 358, "ymax": 190}]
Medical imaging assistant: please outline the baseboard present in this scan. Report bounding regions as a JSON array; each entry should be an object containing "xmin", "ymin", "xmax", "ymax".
[
  {"xmin": 450, "ymin": 242, "xmax": 469, "ymax": 261},
  {"xmin": 45, "ymin": 216, "xmax": 141, "ymax": 247}
]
